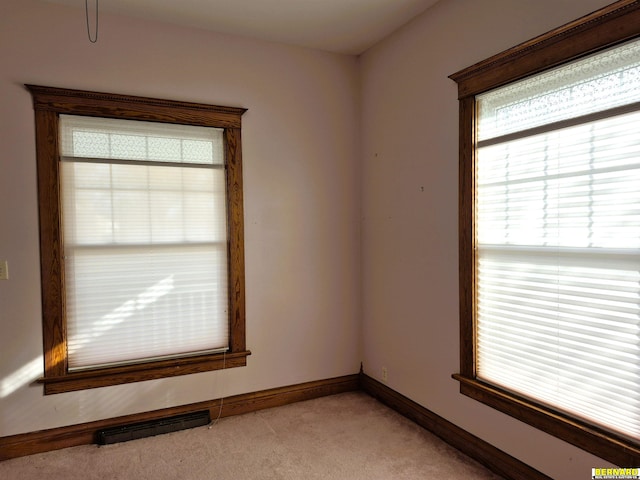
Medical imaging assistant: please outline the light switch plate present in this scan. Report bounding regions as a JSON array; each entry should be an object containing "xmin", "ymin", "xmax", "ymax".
[{"xmin": 0, "ymin": 260, "xmax": 8, "ymax": 280}]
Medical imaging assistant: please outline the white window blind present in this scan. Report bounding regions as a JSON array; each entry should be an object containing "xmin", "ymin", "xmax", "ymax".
[
  {"xmin": 475, "ymin": 38, "xmax": 640, "ymax": 440},
  {"xmin": 59, "ymin": 115, "xmax": 229, "ymax": 371}
]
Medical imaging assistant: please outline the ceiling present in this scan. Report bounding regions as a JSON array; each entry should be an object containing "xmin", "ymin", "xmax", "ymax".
[{"xmin": 42, "ymin": 0, "xmax": 440, "ymax": 55}]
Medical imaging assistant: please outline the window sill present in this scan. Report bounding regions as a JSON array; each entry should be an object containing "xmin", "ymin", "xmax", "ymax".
[
  {"xmin": 39, "ymin": 350, "xmax": 251, "ymax": 394},
  {"xmin": 452, "ymin": 374, "xmax": 640, "ymax": 466}
]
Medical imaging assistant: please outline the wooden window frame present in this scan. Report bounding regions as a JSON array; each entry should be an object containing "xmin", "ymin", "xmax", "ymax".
[
  {"xmin": 449, "ymin": 0, "xmax": 640, "ymax": 466},
  {"xmin": 27, "ymin": 85, "xmax": 250, "ymax": 394}
]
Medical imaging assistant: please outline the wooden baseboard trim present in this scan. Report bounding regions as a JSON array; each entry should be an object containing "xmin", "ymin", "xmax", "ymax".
[
  {"xmin": 359, "ymin": 373, "xmax": 552, "ymax": 480},
  {"xmin": 1, "ymin": 371, "xmax": 553, "ymax": 479},
  {"xmin": 0, "ymin": 374, "xmax": 359, "ymax": 461}
]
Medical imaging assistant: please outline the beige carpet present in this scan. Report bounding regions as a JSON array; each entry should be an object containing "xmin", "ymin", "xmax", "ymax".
[{"xmin": 0, "ymin": 391, "xmax": 504, "ymax": 479}]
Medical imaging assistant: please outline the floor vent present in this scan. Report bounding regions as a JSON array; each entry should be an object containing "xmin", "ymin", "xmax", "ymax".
[{"xmin": 97, "ymin": 410, "xmax": 211, "ymax": 445}]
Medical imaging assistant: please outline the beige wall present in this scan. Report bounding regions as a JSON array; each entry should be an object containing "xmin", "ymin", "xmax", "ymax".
[
  {"xmin": 0, "ymin": 0, "xmax": 361, "ymax": 436},
  {"xmin": 360, "ymin": 1, "xmax": 618, "ymax": 479},
  {"xmin": 1, "ymin": 0, "xmax": 626, "ymax": 477}
]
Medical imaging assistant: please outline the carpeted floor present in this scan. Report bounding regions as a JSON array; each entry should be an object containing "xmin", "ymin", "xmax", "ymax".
[{"xmin": 0, "ymin": 391, "xmax": 504, "ymax": 479}]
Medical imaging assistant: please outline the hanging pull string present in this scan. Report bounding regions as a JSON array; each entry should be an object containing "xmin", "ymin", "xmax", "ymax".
[
  {"xmin": 208, "ymin": 350, "xmax": 227, "ymax": 429},
  {"xmin": 85, "ymin": 0, "xmax": 99, "ymax": 43}
]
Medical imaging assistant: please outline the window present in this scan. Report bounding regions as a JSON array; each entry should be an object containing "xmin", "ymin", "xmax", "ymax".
[
  {"xmin": 28, "ymin": 86, "xmax": 250, "ymax": 394},
  {"xmin": 450, "ymin": 1, "xmax": 640, "ymax": 466}
]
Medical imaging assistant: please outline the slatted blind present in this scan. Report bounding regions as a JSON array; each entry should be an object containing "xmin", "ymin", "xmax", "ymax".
[
  {"xmin": 475, "ymin": 37, "xmax": 640, "ymax": 440},
  {"xmin": 59, "ymin": 115, "xmax": 229, "ymax": 371}
]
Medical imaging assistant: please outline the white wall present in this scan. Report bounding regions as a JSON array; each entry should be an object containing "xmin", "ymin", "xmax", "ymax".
[
  {"xmin": 360, "ymin": 1, "xmax": 619, "ymax": 479},
  {"xmin": 0, "ymin": 0, "xmax": 361, "ymax": 436}
]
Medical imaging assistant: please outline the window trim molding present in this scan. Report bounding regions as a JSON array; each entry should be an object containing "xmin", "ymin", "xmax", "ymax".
[
  {"xmin": 450, "ymin": 0, "xmax": 640, "ymax": 98},
  {"xmin": 27, "ymin": 85, "xmax": 250, "ymax": 394},
  {"xmin": 449, "ymin": 0, "xmax": 640, "ymax": 466}
]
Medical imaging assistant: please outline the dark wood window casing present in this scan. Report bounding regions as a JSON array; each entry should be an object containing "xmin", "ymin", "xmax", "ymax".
[
  {"xmin": 449, "ymin": 0, "xmax": 640, "ymax": 466},
  {"xmin": 28, "ymin": 85, "xmax": 250, "ymax": 394}
]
